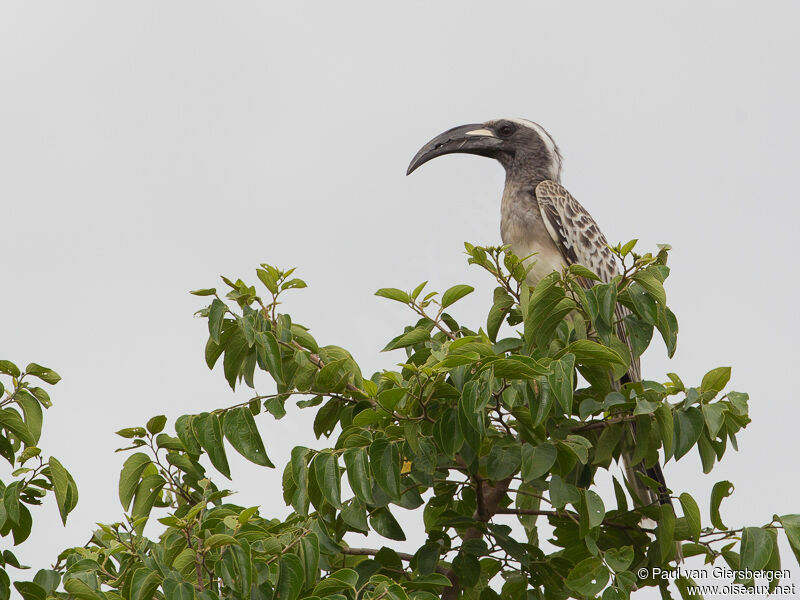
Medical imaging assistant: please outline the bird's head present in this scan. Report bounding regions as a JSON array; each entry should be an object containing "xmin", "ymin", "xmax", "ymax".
[{"xmin": 406, "ymin": 118, "xmax": 562, "ymax": 183}]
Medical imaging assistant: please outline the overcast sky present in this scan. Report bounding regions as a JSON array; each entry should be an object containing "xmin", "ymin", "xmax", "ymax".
[{"xmin": 2, "ymin": 2, "xmax": 799, "ymax": 598}]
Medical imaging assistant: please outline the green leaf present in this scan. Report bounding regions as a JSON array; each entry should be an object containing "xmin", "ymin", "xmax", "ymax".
[
  {"xmin": 700, "ymin": 367, "xmax": 731, "ymax": 395},
  {"xmin": 593, "ymin": 424, "xmax": 624, "ymax": 465},
  {"xmin": 163, "ymin": 580, "xmax": 195, "ymax": 600},
  {"xmin": 487, "ymin": 288, "xmax": 514, "ymax": 342},
  {"xmin": 18, "ymin": 446, "xmax": 41, "ymax": 464},
  {"xmin": 49, "ymin": 456, "xmax": 78, "ymax": 524},
  {"xmin": 657, "ymin": 503, "xmax": 676, "ymax": 562},
  {"xmin": 32, "ymin": 571, "xmax": 60, "ymax": 596},
  {"xmin": 146, "ymin": 415, "xmax": 167, "ymax": 435},
  {"xmin": 673, "ymin": 407, "xmax": 703, "ymax": 460},
  {"xmin": 222, "ymin": 329, "xmax": 249, "ymax": 389},
  {"xmin": 655, "ymin": 305, "xmax": 679, "ymax": 358},
  {"xmin": 612, "ymin": 477, "xmax": 628, "ymax": 512},
  {"xmin": 453, "ymin": 553, "xmax": 480, "ymax": 588},
  {"xmin": 561, "ymin": 435, "xmax": 591, "ymax": 465},
  {"xmin": 634, "ymin": 396, "xmax": 659, "ymax": 415},
  {"xmin": 565, "ymin": 557, "xmax": 609, "ymax": 597},
  {"xmin": 0, "ymin": 360, "xmax": 21, "ymax": 378},
  {"xmin": 17, "ymin": 391, "xmax": 43, "ymax": 444},
  {"xmin": 740, "ymin": 527, "xmax": 773, "ymax": 571},
  {"xmin": 313, "ymin": 451, "xmax": 342, "ymax": 509},
  {"xmin": 762, "ymin": 528, "xmax": 781, "ymax": 593},
  {"xmin": 313, "ymin": 398, "xmax": 340, "ymax": 438},
  {"xmin": 254, "ymin": 331, "xmax": 283, "ymax": 384},
  {"xmin": 623, "ymin": 314, "xmax": 654, "ymax": 358},
  {"xmin": 115, "ymin": 426, "xmax": 146, "ymax": 439},
  {"xmin": 130, "ymin": 568, "xmax": 162, "ymax": 600},
  {"xmin": 413, "ymin": 544, "xmax": 443, "ymax": 578},
  {"xmin": 550, "ymin": 475, "xmax": 580, "ymax": 509},
  {"xmin": 633, "ymin": 269, "xmax": 666, "ymax": 304},
  {"xmin": 369, "ymin": 438, "xmax": 401, "ymax": 501},
  {"xmin": 222, "ymin": 406, "xmax": 274, "ymax": 467},
  {"xmin": 343, "ymin": 447, "xmax": 375, "ymax": 505},
  {"xmin": 205, "ymin": 533, "xmax": 239, "ymax": 549},
  {"xmin": 604, "ymin": 546, "xmax": 633, "ymax": 572},
  {"xmin": 119, "ymin": 452, "xmax": 152, "ymax": 511},
  {"xmin": 370, "ymin": 506, "xmax": 406, "ymax": 541},
  {"xmin": 275, "ymin": 553, "xmax": 304, "ymax": 600},
  {"xmin": 548, "ymin": 354, "xmax": 575, "ymax": 414},
  {"xmin": 341, "ymin": 498, "xmax": 369, "ymax": 532},
  {"xmin": 256, "ymin": 268, "xmax": 278, "ymax": 294},
  {"xmin": 679, "ymin": 493, "xmax": 701, "ymax": 541},
  {"xmin": 313, "ymin": 568, "xmax": 359, "ymax": 596},
  {"xmin": 702, "ymin": 403, "xmax": 727, "ymax": 438},
  {"xmin": 63, "ymin": 578, "xmax": 102, "ymax": 600},
  {"xmin": 710, "ymin": 480, "xmax": 734, "ymax": 530},
  {"xmin": 375, "ymin": 288, "xmax": 410, "ymax": 304},
  {"xmin": 377, "ymin": 387, "xmax": 406, "ymax": 412},
  {"xmin": 208, "ymin": 298, "xmax": 226, "ymax": 344},
  {"xmin": 490, "ymin": 358, "xmax": 549, "ymax": 380},
  {"xmin": 195, "ymin": 413, "xmax": 231, "ymax": 479},
  {"xmin": 382, "ymin": 328, "xmax": 431, "ymax": 352},
  {"xmin": 281, "ymin": 277, "xmax": 307, "ymax": 290},
  {"xmin": 521, "ymin": 442, "xmax": 557, "ymax": 482},
  {"xmin": 778, "ymin": 515, "xmax": 800, "ymax": 567},
  {"xmin": 727, "ymin": 391, "xmax": 749, "ymax": 415},
  {"xmin": 30, "ymin": 386, "xmax": 51, "ymax": 408},
  {"xmin": 441, "ymin": 284, "xmax": 474, "ymax": 308},
  {"xmin": 3, "ymin": 482, "xmax": 20, "ymax": 525},
  {"xmin": 655, "ymin": 404, "xmax": 675, "ymax": 460},
  {"xmin": 25, "ymin": 363, "xmax": 61, "ymax": 385},
  {"xmin": 190, "ymin": 288, "xmax": 216, "ymax": 296},
  {"xmin": 13, "ymin": 582, "xmax": 46, "ymax": 600},
  {"xmin": 568, "ymin": 264, "xmax": 601, "ymax": 281},
  {"xmin": 674, "ymin": 576, "xmax": 703, "ymax": 600},
  {"xmin": 486, "ymin": 443, "xmax": 521, "ymax": 480},
  {"xmin": 433, "ymin": 408, "xmax": 463, "ymax": 459},
  {"xmin": 620, "ymin": 239, "xmax": 638, "ymax": 255},
  {"xmin": 0, "ymin": 408, "xmax": 35, "ymax": 446},
  {"xmin": 528, "ymin": 283, "xmax": 577, "ymax": 350},
  {"xmin": 579, "ymin": 398, "xmax": 603, "ymax": 421},
  {"xmin": 583, "ymin": 489, "xmax": 605, "ymax": 529},
  {"xmin": 564, "ymin": 340, "xmax": 626, "ymax": 368},
  {"xmin": 130, "ymin": 475, "xmax": 166, "ymax": 533},
  {"xmin": 411, "ymin": 281, "xmax": 428, "ymax": 300},
  {"xmin": 289, "ymin": 447, "xmax": 311, "ymax": 515},
  {"xmin": 298, "ymin": 533, "xmax": 320, "ymax": 584}
]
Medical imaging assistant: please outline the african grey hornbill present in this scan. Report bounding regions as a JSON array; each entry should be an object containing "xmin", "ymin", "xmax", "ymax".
[{"xmin": 406, "ymin": 117, "xmax": 671, "ymax": 511}]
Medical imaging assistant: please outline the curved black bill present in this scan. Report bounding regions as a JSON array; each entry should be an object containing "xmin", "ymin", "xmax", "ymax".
[{"xmin": 406, "ymin": 123, "xmax": 502, "ymax": 175}]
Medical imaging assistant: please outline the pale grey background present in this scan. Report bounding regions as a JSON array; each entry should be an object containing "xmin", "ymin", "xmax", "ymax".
[{"xmin": 1, "ymin": 2, "xmax": 798, "ymax": 597}]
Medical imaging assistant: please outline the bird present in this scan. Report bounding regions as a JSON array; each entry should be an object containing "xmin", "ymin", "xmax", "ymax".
[{"xmin": 406, "ymin": 118, "xmax": 672, "ymax": 513}]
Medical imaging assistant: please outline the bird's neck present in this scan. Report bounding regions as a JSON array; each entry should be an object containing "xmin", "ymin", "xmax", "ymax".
[{"xmin": 502, "ymin": 156, "xmax": 560, "ymax": 190}]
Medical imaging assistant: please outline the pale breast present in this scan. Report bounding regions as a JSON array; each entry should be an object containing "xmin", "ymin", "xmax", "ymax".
[{"xmin": 500, "ymin": 185, "xmax": 567, "ymax": 285}]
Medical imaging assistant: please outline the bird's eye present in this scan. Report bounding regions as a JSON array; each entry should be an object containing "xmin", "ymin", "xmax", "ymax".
[{"xmin": 498, "ymin": 124, "xmax": 515, "ymax": 137}]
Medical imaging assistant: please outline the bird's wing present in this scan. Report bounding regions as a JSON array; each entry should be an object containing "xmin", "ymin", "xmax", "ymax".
[
  {"xmin": 534, "ymin": 180, "xmax": 617, "ymax": 283},
  {"xmin": 534, "ymin": 180, "xmax": 640, "ymax": 380}
]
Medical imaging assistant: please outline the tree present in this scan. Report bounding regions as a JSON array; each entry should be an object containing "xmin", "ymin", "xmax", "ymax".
[
  {"xmin": 0, "ymin": 361, "xmax": 77, "ymax": 599},
  {"xmin": 4, "ymin": 242, "xmax": 799, "ymax": 599}
]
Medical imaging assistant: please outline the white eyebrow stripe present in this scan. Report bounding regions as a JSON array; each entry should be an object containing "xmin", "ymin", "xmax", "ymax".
[{"xmin": 506, "ymin": 118, "xmax": 563, "ymax": 181}]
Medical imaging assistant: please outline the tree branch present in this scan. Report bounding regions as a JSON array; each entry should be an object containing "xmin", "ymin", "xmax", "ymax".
[
  {"xmin": 442, "ymin": 474, "xmax": 513, "ymax": 600},
  {"xmin": 572, "ymin": 413, "xmax": 638, "ymax": 432},
  {"xmin": 339, "ymin": 547, "xmax": 450, "ymax": 576}
]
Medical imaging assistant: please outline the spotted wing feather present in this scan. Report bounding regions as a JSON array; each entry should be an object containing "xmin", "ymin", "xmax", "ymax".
[{"xmin": 534, "ymin": 180, "xmax": 640, "ymax": 381}]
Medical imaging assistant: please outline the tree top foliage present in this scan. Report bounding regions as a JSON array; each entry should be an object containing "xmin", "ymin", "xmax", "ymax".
[{"xmin": 1, "ymin": 242, "xmax": 797, "ymax": 600}]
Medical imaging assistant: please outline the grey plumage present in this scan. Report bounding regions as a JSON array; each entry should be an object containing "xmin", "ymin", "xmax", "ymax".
[{"xmin": 408, "ymin": 118, "xmax": 669, "ymax": 510}]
